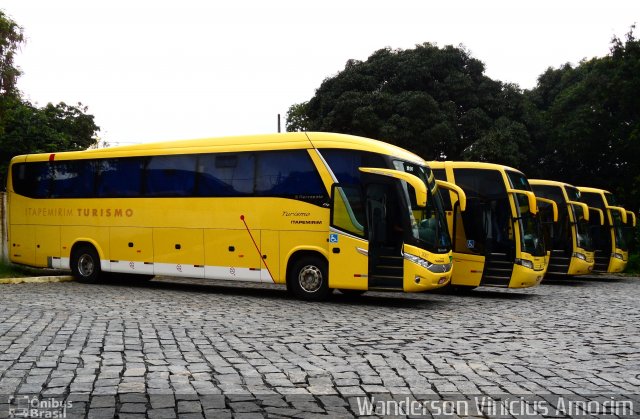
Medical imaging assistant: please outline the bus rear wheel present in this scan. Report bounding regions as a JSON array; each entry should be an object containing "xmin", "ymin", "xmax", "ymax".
[
  {"xmin": 71, "ymin": 244, "xmax": 102, "ymax": 283},
  {"xmin": 288, "ymin": 256, "xmax": 331, "ymax": 301}
]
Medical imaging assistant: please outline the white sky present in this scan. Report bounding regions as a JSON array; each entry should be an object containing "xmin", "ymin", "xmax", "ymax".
[{"xmin": 2, "ymin": 0, "xmax": 639, "ymax": 146}]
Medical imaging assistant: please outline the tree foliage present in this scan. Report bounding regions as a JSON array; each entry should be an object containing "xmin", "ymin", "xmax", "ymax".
[
  {"xmin": 0, "ymin": 9, "xmax": 99, "ymax": 187},
  {"xmin": 0, "ymin": 98, "xmax": 99, "ymax": 185},
  {"xmin": 288, "ymin": 43, "xmax": 533, "ymax": 168},
  {"xmin": 0, "ymin": 10, "xmax": 23, "ymax": 98},
  {"xmin": 288, "ymin": 35, "xmax": 640, "ymax": 212},
  {"xmin": 527, "ymin": 26, "xmax": 640, "ymax": 211}
]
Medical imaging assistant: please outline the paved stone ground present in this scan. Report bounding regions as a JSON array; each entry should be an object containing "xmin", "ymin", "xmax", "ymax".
[{"xmin": 0, "ymin": 274, "xmax": 639, "ymax": 418}]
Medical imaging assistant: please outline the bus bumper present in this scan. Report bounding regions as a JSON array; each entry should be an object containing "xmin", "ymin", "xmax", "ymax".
[
  {"xmin": 567, "ymin": 252, "xmax": 595, "ymax": 276},
  {"xmin": 607, "ymin": 251, "xmax": 628, "ymax": 273},
  {"xmin": 508, "ymin": 263, "xmax": 545, "ymax": 288},
  {"xmin": 402, "ymin": 259, "xmax": 452, "ymax": 292}
]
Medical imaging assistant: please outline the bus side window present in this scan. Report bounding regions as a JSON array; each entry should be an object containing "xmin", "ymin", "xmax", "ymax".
[
  {"xmin": 197, "ymin": 153, "xmax": 255, "ymax": 196},
  {"xmin": 51, "ymin": 160, "xmax": 96, "ymax": 198},
  {"xmin": 255, "ymin": 150, "xmax": 325, "ymax": 198},
  {"xmin": 97, "ymin": 158, "xmax": 144, "ymax": 197},
  {"xmin": 145, "ymin": 155, "xmax": 197, "ymax": 197},
  {"xmin": 12, "ymin": 162, "xmax": 52, "ymax": 198}
]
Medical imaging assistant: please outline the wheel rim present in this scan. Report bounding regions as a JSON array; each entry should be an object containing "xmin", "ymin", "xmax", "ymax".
[
  {"xmin": 77, "ymin": 253, "xmax": 95, "ymax": 277},
  {"xmin": 298, "ymin": 265, "xmax": 323, "ymax": 293}
]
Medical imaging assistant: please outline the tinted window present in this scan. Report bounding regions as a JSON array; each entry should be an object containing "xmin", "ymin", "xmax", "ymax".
[
  {"xmin": 50, "ymin": 160, "xmax": 96, "ymax": 198},
  {"xmin": 431, "ymin": 168, "xmax": 452, "ymax": 210},
  {"xmin": 506, "ymin": 170, "xmax": 532, "ymax": 191},
  {"xmin": 12, "ymin": 150, "xmax": 326, "ymax": 204},
  {"xmin": 453, "ymin": 168, "xmax": 511, "ymax": 255},
  {"xmin": 197, "ymin": 153, "xmax": 255, "ymax": 196},
  {"xmin": 320, "ymin": 149, "xmax": 387, "ymax": 184},
  {"xmin": 565, "ymin": 186, "xmax": 580, "ymax": 202},
  {"xmin": 531, "ymin": 185, "xmax": 565, "ymax": 204},
  {"xmin": 580, "ymin": 192, "xmax": 604, "ymax": 210},
  {"xmin": 256, "ymin": 150, "xmax": 325, "ymax": 198},
  {"xmin": 146, "ymin": 155, "xmax": 196, "ymax": 196},
  {"xmin": 97, "ymin": 158, "xmax": 144, "ymax": 197},
  {"xmin": 12, "ymin": 162, "xmax": 51, "ymax": 198}
]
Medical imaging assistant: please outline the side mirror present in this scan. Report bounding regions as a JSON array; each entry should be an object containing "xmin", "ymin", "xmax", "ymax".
[
  {"xmin": 435, "ymin": 179, "xmax": 467, "ymax": 211},
  {"xmin": 359, "ymin": 167, "xmax": 427, "ymax": 207},
  {"xmin": 535, "ymin": 197, "xmax": 558, "ymax": 222},
  {"xmin": 607, "ymin": 205, "xmax": 628, "ymax": 224},
  {"xmin": 508, "ymin": 189, "xmax": 538, "ymax": 215},
  {"xmin": 567, "ymin": 200, "xmax": 590, "ymax": 222},
  {"xmin": 588, "ymin": 207, "xmax": 605, "ymax": 225}
]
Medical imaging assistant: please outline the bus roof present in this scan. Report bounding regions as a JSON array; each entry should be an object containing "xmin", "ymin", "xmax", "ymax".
[
  {"xmin": 11, "ymin": 132, "xmax": 425, "ymax": 165},
  {"xmin": 577, "ymin": 186, "xmax": 612, "ymax": 195},
  {"xmin": 428, "ymin": 160, "xmax": 525, "ymax": 175},
  {"xmin": 529, "ymin": 179, "xmax": 576, "ymax": 189}
]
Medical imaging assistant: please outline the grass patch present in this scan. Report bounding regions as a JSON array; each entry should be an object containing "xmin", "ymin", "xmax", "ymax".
[{"xmin": 0, "ymin": 261, "xmax": 66, "ymax": 278}]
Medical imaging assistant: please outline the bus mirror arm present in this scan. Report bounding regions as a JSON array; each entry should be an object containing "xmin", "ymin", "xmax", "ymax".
[
  {"xmin": 626, "ymin": 210, "xmax": 636, "ymax": 227},
  {"xmin": 566, "ymin": 200, "xmax": 590, "ymax": 223},
  {"xmin": 535, "ymin": 197, "xmax": 558, "ymax": 222},
  {"xmin": 589, "ymin": 207, "xmax": 605, "ymax": 225},
  {"xmin": 359, "ymin": 167, "xmax": 427, "ymax": 207},
  {"xmin": 507, "ymin": 189, "xmax": 538, "ymax": 215},
  {"xmin": 435, "ymin": 180, "xmax": 466, "ymax": 211},
  {"xmin": 606, "ymin": 205, "xmax": 628, "ymax": 224}
]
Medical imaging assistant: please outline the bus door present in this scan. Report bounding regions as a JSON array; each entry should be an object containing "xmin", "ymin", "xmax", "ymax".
[
  {"xmin": 329, "ymin": 180, "xmax": 407, "ymax": 291},
  {"xmin": 329, "ymin": 184, "xmax": 369, "ymax": 291},
  {"xmin": 364, "ymin": 182, "xmax": 406, "ymax": 290},
  {"xmin": 452, "ymin": 169, "xmax": 514, "ymax": 286}
]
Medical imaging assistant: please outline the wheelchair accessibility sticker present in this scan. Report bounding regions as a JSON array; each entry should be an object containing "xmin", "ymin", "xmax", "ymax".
[
  {"xmin": 467, "ymin": 239, "xmax": 475, "ymax": 249},
  {"xmin": 329, "ymin": 233, "xmax": 339, "ymax": 243}
]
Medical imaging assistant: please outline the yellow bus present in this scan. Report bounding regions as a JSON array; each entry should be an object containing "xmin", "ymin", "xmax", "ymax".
[
  {"xmin": 529, "ymin": 180, "xmax": 600, "ymax": 276},
  {"xmin": 430, "ymin": 161, "xmax": 548, "ymax": 290},
  {"xmin": 7, "ymin": 132, "xmax": 465, "ymax": 300},
  {"xmin": 576, "ymin": 187, "xmax": 637, "ymax": 273}
]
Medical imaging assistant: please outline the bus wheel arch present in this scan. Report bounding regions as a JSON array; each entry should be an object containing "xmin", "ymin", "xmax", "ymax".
[
  {"xmin": 286, "ymin": 250, "xmax": 331, "ymax": 301},
  {"xmin": 70, "ymin": 242, "xmax": 103, "ymax": 283}
]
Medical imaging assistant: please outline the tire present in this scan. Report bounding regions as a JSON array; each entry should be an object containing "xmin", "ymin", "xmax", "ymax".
[
  {"xmin": 71, "ymin": 244, "xmax": 102, "ymax": 283},
  {"xmin": 288, "ymin": 256, "xmax": 332, "ymax": 301},
  {"xmin": 338, "ymin": 289, "xmax": 366, "ymax": 296}
]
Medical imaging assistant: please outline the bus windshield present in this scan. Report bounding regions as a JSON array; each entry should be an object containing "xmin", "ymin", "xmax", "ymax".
[
  {"xmin": 394, "ymin": 161, "xmax": 452, "ymax": 253},
  {"xmin": 611, "ymin": 210, "xmax": 629, "ymax": 251},
  {"xmin": 565, "ymin": 186, "xmax": 592, "ymax": 251},
  {"xmin": 605, "ymin": 192, "xmax": 629, "ymax": 251},
  {"xmin": 506, "ymin": 171, "xmax": 546, "ymax": 257}
]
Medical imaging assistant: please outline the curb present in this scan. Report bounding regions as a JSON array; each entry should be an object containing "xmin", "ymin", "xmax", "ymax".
[{"xmin": 0, "ymin": 275, "xmax": 75, "ymax": 285}]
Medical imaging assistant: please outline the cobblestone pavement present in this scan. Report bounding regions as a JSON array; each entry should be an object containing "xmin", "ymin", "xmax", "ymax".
[{"xmin": 1, "ymin": 274, "xmax": 639, "ymax": 418}]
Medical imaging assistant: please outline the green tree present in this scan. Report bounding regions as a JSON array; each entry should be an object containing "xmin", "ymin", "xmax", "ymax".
[
  {"xmin": 285, "ymin": 102, "xmax": 310, "ymax": 132},
  {"xmin": 0, "ymin": 10, "xmax": 23, "ymax": 98},
  {"xmin": 527, "ymin": 26, "xmax": 640, "ymax": 212},
  {"xmin": 288, "ymin": 43, "xmax": 533, "ymax": 167}
]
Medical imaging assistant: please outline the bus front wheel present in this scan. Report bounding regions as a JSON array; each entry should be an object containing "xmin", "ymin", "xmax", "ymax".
[
  {"xmin": 71, "ymin": 245, "xmax": 102, "ymax": 283},
  {"xmin": 288, "ymin": 256, "xmax": 331, "ymax": 301}
]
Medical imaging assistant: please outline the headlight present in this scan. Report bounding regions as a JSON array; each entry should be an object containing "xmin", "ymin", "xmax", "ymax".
[
  {"xmin": 515, "ymin": 258, "xmax": 534, "ymax": 269},
  {"xmin": 613, "ymin": 253, "xmax": 624, "ymax": 260},
  {"xmin": 573, "ymin": 252, "xmax": 587, "ymax": 261},
  {"xmin": 403, "ymin": 253, "xmax": 452, "ymax": 273}
]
